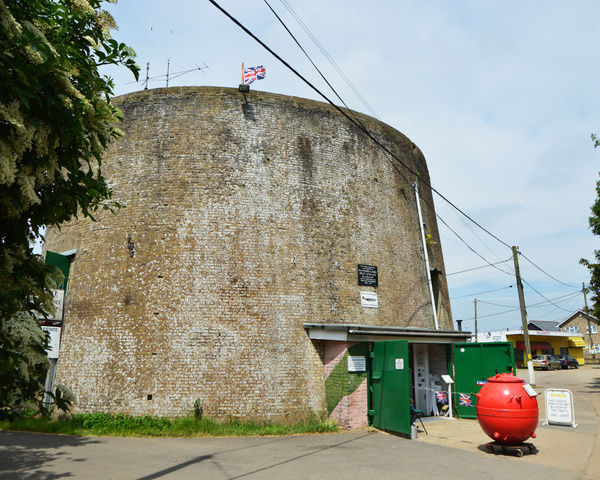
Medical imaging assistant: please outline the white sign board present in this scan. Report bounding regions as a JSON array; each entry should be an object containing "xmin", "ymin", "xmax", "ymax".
[
  {"xmin": 441, "ymin": 374, "xmax": 454, "ymax": 384},
  {"xmin": 543, "ymin": 388, "xmax": 577, "ymax": 428},
  {"xmin": 41, "ymin": 326, "xmax": 61, "ymax": 359},
  {"xmin": 51, "ymin": 289, "xmax": 64, "ymax": 320},
  {"xmin": 522, "ymin": 384, "xmax": 538, "ymax": 398},
  {"xmin": 360, "ymin": 291, "xmax": 378, "ymax": 308},
  {"xmin": 348, "ymin": 356, "xmax": 366, "ymax": 372},
  {"xmin": 395, "ymin": 358, "xmax": 404, "ymax": 370}
]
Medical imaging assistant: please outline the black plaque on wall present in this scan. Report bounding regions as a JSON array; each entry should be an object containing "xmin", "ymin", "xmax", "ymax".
[{"xmin": 357, "ymin": 264, "xmax": 378, "ymax": 287}]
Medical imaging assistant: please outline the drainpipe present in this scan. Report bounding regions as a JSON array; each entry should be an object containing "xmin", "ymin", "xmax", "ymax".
[{"xmin": 414, "ymin": 182, "xmax": 439, "ymax": 330}]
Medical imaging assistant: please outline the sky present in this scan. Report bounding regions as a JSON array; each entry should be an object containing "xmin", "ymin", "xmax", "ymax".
[{"xmin": 101, "ymin": 0, "xmax": 600, "ymax": 333}]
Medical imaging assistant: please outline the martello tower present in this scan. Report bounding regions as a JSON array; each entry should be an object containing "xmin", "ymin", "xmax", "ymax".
[{"xmin": 45, "ymin": 86, "xmax": 452, "ymax": 421}]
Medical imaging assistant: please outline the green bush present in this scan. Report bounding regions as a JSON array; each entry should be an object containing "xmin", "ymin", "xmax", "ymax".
[{"xmin": 1, "ymin": 412, "xmax": 338, "ymax": 437}]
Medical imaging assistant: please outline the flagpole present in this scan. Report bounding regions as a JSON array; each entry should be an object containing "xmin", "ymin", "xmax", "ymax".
[{"xmin": 241, "ymin": 62, "xmax": 244, "ymax": 84}]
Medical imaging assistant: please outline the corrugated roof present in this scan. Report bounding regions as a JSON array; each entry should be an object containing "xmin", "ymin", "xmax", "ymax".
[{"xmin": 304, "ymin": 323, "xmax": 472, "ymax": 344}]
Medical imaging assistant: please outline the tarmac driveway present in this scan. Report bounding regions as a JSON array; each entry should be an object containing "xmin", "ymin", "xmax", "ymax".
[
  {"xmin": 0, "ymin": 427, "xmax": 582, "ymax": 480},
  {"xmin": 1, "ymin": 366, "xmax": 598, "ymax": 480}
]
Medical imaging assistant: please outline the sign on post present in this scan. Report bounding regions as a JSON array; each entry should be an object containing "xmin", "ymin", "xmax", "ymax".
[
  {"xmin": 41, "ymin": 326, "xmax": 62, "ymax": 359},
  {"xmin": 543, "ymin": 388, "xmax": 577, "ymax": 428}
]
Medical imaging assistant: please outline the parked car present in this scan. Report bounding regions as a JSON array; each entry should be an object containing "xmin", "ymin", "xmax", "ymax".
[
  {"xmin": 532, "ymin": 354, "xmax": 561, "ymax": 370},
  {"xmin": 558, "ymin": 355, "xmax": 579, "ymax": 369}
]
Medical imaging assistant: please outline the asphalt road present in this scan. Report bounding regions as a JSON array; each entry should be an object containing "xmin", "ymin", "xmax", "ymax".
[{"xmin": 1, "ymin": 366, "xmax": 598, "ymax": 480}]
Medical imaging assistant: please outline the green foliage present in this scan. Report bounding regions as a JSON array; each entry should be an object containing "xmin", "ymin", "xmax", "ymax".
[
  {"xmin": 193, "ymin": 399, "xmax": 203, "ymax": 419},
  {"xmin": 581, "ymin": 148, "xmax": 600, "ymax": 316},
  {"xmin": 0, "ymin": 413, "xmax": 339, "ymax": 437},
  {"xmin": 0, "ymin": 313, "xmax": 49, "ymax": 419},
  {"xmin": 44, "ymin": 384, "xmax": 76, "ymax": 415},
  {"xmin": 0, "ymin": 0, "xmax": 138, "ymax": 418},
  {"xmin": 1, "ymin": 0, "xmax": 138, "ymax": 320}
]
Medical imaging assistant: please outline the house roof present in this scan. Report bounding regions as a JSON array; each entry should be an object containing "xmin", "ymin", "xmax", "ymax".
[
  {"xmin": 527, "ymin": 320, "xmax": 561, "ymax": 332},
  {"xmin": 558, "ymin": 310, "xmax": 600, "ymax": 328}
]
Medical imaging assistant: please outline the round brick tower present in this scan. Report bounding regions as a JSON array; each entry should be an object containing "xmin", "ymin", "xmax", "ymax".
[{"xmin": 46, "ymin": 86, "xmax": 452, "ymax": 420}]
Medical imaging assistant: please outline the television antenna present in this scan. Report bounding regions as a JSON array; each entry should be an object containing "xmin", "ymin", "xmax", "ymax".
[{"xmin": 134, "ymin": 61, "xmax": 212, "ymax": 89}]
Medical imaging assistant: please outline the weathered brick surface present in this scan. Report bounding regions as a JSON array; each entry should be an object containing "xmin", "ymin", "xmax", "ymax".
[{"xmin": 45, "ymin": 87, "xmax": 452, "ymax": 420}]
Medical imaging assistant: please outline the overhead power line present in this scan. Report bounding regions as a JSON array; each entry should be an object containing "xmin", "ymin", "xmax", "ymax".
[
  {"xmin": 277, "ymin": 0, "xmax": 379, "ymax": 119},
  {"xmin": 519, "ymin": 251, "xmax": 576, "ymax": 289},
  {"xmin": 208, "ymin": 0, "xmax": 512, "ymax": 247},
  {"xmin": 209, "ymin": 0, "xmax": 574, "ymax": 292},
  {"xmin": 264, "ymin": 0, "xmax": 513, "ymax": 279},
  {"xmin": 450, "ymin": 285, "xmax": 514, "ymax": 300},
  {"xmin": 447, "ymin": 258, "xmax": 512, "ymax": 276},
  {"xmin": 476, "ymin": 290, "xmax": 581, "ymax": 309},
  {"xmin": 263, "ymin": 1, "xmax": 366, "ymax": 129},
  {"xmin": 521, "ymin": 277, "xmax": 575, "ymax": 313}
]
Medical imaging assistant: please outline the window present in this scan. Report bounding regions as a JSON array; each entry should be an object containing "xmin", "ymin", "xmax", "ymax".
[
  {"xmin": 566, "ymin": 326, "xmax": 580, "ymax": 333},
  {"xmin": 591, "ymin": 325, "xmax": 598, "ymax": 334}
]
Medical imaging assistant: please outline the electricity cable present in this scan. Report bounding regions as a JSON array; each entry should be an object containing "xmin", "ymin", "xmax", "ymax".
[
  {"xmin": 521, "ymin": 277, "xmax": 574, "ymax": 313},
  {"xmin": 278, "ymin": 0, "xmax": 379, "ymax": 119},
  {"xmin": 208, "ymin": 0, "xmax": 513, "ymax": 251},
  {"xmin": 447, "ymin": 257, "xmax": 512, "ymax": 276},
  {"xmin": 450, "ymin": 285, "xmax": 514, "ymax": 300},
  {"xmin": 519, "ymin": 251, "xmax": 576, "ymax": 289},
  {"xmin": 263, "ymin": 0, "xmax": 367, "ymax": 131},
  {"xmin": 476, "ymin": 290, "xmax": 581, "ymax": 309},
  {"xmin": 209, "ymin": 0, "xmax": 575, "ymax": 291}
]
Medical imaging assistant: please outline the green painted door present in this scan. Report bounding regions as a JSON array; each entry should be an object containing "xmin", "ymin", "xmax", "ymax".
[
  {"xmin": 45, "ymin": 251, "xmax": 70, "ymax": 290},
  {"xmin": 453, "ymin": 342, "xmax": 515, "ymax": 418},
  {"xmin": 369, "ymin": 340, "xmax": 411, "ymax": 434}
]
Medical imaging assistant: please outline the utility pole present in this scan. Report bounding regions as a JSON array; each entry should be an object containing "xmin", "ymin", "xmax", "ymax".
[
  {"xmin": 583, "ymin": 282, "xmax": 595, "ymax": 359},
  {"xmin": 513, "ymin": 246, "xmax": 535, "ymax": 385},
  {"xmin": 474, "ymin": 299, "xmax": 478, "ymax": 342}
]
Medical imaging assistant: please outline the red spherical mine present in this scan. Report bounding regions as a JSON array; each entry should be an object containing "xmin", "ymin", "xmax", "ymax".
[{"xmin": 475, "ymin": 373, "xmax": 539, "ymax": 445}]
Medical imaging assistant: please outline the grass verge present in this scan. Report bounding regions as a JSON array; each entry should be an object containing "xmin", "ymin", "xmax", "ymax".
[{"xmin": 0, "ymin": 412, "xmax": 339, "ymax": 437}]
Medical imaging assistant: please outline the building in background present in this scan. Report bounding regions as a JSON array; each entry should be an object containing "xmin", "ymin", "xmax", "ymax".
[
  {"xmin": 558, "ymin": 311, "xmax": 600, "ymax": 362},
  {"xmin": 476, "ymin": 320, "xmax": 585, "ymax": 367}
]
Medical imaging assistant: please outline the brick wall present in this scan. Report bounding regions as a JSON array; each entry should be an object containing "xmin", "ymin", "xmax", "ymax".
[
  {"xmin": 323, "ymin": 341, "xmax": 369, "ymax": 428},
  {"xmin": 46, "ymin": 87, "xmax": 452, "ymax": 421}
]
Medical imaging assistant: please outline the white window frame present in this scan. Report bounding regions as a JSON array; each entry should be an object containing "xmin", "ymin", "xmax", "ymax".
[
  {"xmin": 591, "ymin": 325, "xmax": 598, "ymax": 334},
  {"xmin": 566, "ymin": 325, "xmax": 580, "ymax": 333}
]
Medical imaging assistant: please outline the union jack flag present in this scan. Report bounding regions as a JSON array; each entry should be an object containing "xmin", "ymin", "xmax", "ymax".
[
  {"xmin": 243, "ymin": 65, "xmax": 266, "ymax": 85},
  {"xmin": 459, "ymin": 393, "xmax": 473, "ymax": 407},
  {"xmin": 435, "ymin": 391, "xmax": 448, "ymax": 404}
]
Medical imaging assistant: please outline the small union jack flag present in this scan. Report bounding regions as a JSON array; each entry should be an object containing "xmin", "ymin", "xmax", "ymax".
[
  {"xmin": 243, "ymin": 65, "xmax": 266, "ymax": 85},
  {"xmin": 435, "ymin": 391, "xmax": 448, "ymax": 404},
  {"xmin": 459, "ymin": 393, "xmax": 473, "ymax": 407}
]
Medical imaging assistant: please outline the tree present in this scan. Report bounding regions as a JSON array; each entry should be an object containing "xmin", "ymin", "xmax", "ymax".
[
  {"xmin": 0, "ymin": 0, "xmax": 138, "ymax": 416},
  {"xmin": 580, "ymin": 138, "xmax": 600, "ymax": 317}
]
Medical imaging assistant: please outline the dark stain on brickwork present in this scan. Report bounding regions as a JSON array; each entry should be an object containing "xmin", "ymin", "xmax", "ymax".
[
  {"xmin": 241, "ymin": 101, "xmax": 256, "ymax": 122},
  {"xmin": 297, "ymin": 136, "xmax": 313, "ymax": 182}
]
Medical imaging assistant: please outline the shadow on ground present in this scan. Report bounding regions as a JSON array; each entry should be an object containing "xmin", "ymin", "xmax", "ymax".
[
  {"xmin": 0, "ymin": 431, "xmax": 100, "ymax": 480},
  {"xmin": 585, "ymin": 374, "xmax": 600, "ymax": 392}
]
